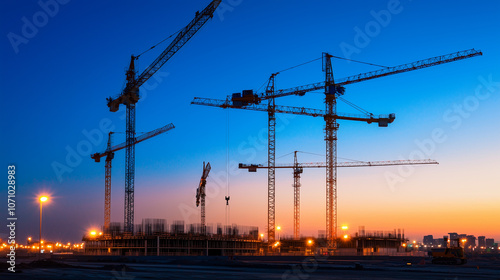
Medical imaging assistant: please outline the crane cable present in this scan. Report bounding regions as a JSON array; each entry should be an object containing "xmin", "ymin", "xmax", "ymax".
[
  {"xmin": 256, "ymin": 56, "xmax": 386, "ymax": 94},
  {"xmin": 275, "ymin": 57, "xmax": 323, "ymax": 74},
  {"xmin": 225, "ymin": 109, "xmax": 230, "ymax": 228},
  {"xmin": 330, "ymin": 55, "xmax": 389, "ymax": 68},
  {"xmin": 296, "ymin": 150, "xmax": 368, "ymax": 163},
  {"xmin": 134, "ymin": 26, "xmax": 184, "ymax": 60},
  {"xmin": 338, "ymin": 96, "xmax": 372, "ymax": 116},
  {"xmin": 273, "ymin": 54, "xmax": 388, "ymax": 75},
  {"xmin": 255, "ymin": 57, "xmax": 323, "ymax": 94}
]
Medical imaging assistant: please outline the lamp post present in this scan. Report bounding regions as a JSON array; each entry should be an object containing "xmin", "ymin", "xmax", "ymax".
[
  {"xmin": 39, "ymin": 196, "xmax": 48, "ymax": 256},
  {"xmin": 461, "ymin": 238, "xmax": 467, "ymax": 251}
]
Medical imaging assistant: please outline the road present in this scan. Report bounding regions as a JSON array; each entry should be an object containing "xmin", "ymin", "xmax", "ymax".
[{"xmin": 3, "ymin": 255, "xmax": 500, "ymax": 279}]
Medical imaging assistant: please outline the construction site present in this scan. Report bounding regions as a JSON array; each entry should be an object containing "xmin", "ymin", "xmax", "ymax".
[{"xmin": 82, "ymin": 0, "xmax": 483, "ymax": 257}]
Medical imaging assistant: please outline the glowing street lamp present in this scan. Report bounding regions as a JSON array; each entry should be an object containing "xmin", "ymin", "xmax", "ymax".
[
  {"xmin": 276, "ymin": 226, "xmax": 282, "ymax": 240},
  {"xmin": 90, "ymin": 231, "xmax": 97, "ymax": 237},
  {"xmin": 461, "ymin": 239, "xmax": 467, "ymax": 247},
  {"xmin": 277, "ymin": 225, "xmax": 281, "ymax": 239},
  {"xmin": 341, "ymin": 225, "xmax": 348, "ymax": 231},
  {"xmin": 39, "ymin": 196, "xmax": 49, "ymax": 256}
]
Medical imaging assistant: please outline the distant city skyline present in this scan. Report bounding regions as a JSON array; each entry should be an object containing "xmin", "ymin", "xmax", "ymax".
[{"xmin": 422, "ymin": 232, "xmax": 497, "ymax": 249}]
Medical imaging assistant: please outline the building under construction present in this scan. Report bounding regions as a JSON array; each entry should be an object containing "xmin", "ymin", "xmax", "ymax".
[
  {"xmin": 83, "ymin": 220, "xmax": 260, "ymax": 256},
  {"xmin": 83, "ymin": 221, "xmax": 407, "ymax": 256},
  {"xmin": 278, "ymin": 227, "xmax": 408, "ymax": 256}
]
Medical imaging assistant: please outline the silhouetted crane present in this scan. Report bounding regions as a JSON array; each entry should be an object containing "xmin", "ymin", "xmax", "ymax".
[
  {"xmin": 192, "ymin": 48, "xmax": 482, "ymax": 249},
  {"xmin": 239, "ymin": 154, "xmax": 439, "ymax": 240},
  {"xmin": 91, "ymin": 123, "xmax": 175, "ymax": 231},
  {"xmin": 104, "ymin": 0, "xmax": 220, "ymax": 232},
  {"xmin": 196, "ymin": 162, "xmax": 211, "ymax": 235}
]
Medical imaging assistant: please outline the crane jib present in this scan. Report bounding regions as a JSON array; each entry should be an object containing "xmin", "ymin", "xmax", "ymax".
[
  {"xmin": 256, "ymin": 49, "xmax": 482, "ymax": 101},
  {"xmin": 107, "ymin": 0, "xmax": 221, "ymax": 111},
  {"xmin": 90, "ymin": 123, "xmax": 175, "ymax": 161}
]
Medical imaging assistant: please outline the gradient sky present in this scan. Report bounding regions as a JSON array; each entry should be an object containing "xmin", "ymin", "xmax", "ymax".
[{"xmin": 1, "ymin": 0, "xmax": 500, "ymax": 244}]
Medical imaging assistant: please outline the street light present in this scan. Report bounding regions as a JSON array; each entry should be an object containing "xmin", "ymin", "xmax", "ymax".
[
  {"xmin": 277, "ymin": 226, "xmax": 281, "ymax": 240},
  {"xmin": 39, "ymin": 196, "xmax": 49, "ymax": 256}
]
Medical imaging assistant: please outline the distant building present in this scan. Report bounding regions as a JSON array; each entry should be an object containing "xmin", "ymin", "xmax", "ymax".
[
  {"xmin": 435, "ymin": 238, "xmax": 444, "ymax": 247},
  {"xmin": 457, "ymin": 234, "xmax": 467, "ymax": 247},
  {"xmin": 478, "ymin": 236, "xmax": 486, "ymax": 248},
  {"xmin": 486, "ymin": 238, "xmax": 494, "ymax": 248},
  {"xmin": 466, "ymin": 235, "xmax": 476, "ymax": 249},
  {"xmin": 423, "ymin": 235, "xmax": 433, "ymax": 246},
  {"xmin": 448, "ymin": 232, "xmax": 458, "ymax": 246}
]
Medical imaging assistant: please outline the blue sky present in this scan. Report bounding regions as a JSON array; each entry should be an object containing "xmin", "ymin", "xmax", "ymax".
[{"xmin": 1, "ymin": 0, "xmax": 500, "ymax": 244}]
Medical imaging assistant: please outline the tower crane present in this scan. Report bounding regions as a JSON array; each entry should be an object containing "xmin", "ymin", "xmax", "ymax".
[
  {"xmin": 91, "ymin": 123, "xmax": 175, "ymax": 231},
  {"xmin": 239, "ymin": 154, "xmax": 439, "ymax": 240},
  {"xmin": 196, "ymin": 162, "xmax": 211, "ymax": 235},
  {"xmin": 192, "ymin": 95, "xmax": 395, "ymax": 247},
  {"xmin": 192, "ymin": 48, "xmax": 482, "ymax": 249},
  {"xmin": 105, "ymin": 0, "xmax": 220, "ymax": 233}
]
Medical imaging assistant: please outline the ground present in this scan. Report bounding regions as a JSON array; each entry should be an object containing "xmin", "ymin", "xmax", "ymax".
[{"xmin": 2, "ymin": 255, "xmax": 500, "ymax": 279}]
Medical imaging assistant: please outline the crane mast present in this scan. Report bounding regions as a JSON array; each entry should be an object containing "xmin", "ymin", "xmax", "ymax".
[
  {"xmin": 91, "ymin": 123, "xmax": 175, "ymax": 231},
  {"xmin": 196, "ymin": 162, "xmax": 211, "ymax": 235},
  {"xmin": 104, "ymin": 132, "xmax": 114, "ymax": 232},
  {"xmin": 104, "ymin": 0, "xmax": 220, "ymax": 233},
  {"xmin": 293, "ymin": 151, "xmax": 301, "ymax": 240},
  {"xmin": 323, "ymin": 53, "xmax": 338, "ymax": 250},
  {"xmin": 266, "ymin": 74, "xmax": 277, "ymax": 244}
]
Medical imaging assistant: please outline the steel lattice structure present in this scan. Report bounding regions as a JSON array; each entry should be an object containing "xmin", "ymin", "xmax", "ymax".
[
  {"xmin": 239, "ymin": 158, "xmax": 439, "ymax": 240},
  {"xmin": 192, "ymin": 48, "xmax": 481, "ymax": 250},
  {"xmin": 104, "ymin": 0, "xmax": 220, "ymax": 233},
  {"xmin": 91, "ymin": 123, "xmax": 175, "ymax": 231},
  {"xmin": 196, "ymin": 162, "xmax": 211, "ymax": 235}
]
